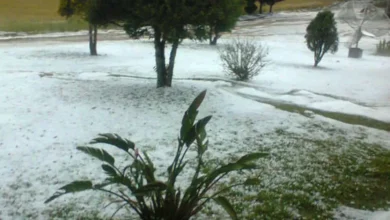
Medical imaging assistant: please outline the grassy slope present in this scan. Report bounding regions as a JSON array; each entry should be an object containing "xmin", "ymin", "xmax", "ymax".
[
  {"xmin": 0, "ymin": 0, "xmax": 87, "ymax": 33},
  {"xmin": 275, "ymin": 0, "xmax": 338, "ymax": 11},
  {"xmin": 0, "ymin": 0, "xmax": 339, "ymax": 33}
]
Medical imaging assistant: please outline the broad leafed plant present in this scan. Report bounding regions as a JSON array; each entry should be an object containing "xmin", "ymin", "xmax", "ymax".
[{"xmin": 45, "ymin": 90, "xmax": 267, "ymax": 220}]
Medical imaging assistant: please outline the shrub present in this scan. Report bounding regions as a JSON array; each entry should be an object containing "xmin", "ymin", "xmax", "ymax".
[
  {"xmin": 305, "ymin": 10, "xmax": 339, "ymax": 67},
  {"xmin": 245, "ymin": 0, "xmax": 258, "ymax": 14},
  {"xmin": 219, "ymin": 39, "xmax": 268, "ymax": 81},
  {"xmin": 376, "ymin": 39, "xmax": 390, "ymax": 56},
  {"xmin": 45, "ymin": 91, "xmax": 267, "ymax": 220}
]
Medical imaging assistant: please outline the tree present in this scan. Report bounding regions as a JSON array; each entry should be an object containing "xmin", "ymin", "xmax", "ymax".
[
  {"xmin": 58, "ymin": 0, "xmax": 99, "ymax": 56},
  {"xmin": 245, "ymin": 0, "xmax": 284, "ymax": 14},
  {"xmin": 208, "ymin": 0, "xmax": 243, "ymax": 45},
  {"xmin": 305, "ymin": 10, "xmax": 339, "ymax": 67},
  {"xmin": 90, "ymin": 0, "xmax": 225, "ymax": 88},
  {"xmin": 258, "ymin": 0, "xmax": 265, "ymax": 14},
  {"xmin": 387, "ymin": 0, "xmax": 390, "ymax": 17},
  {"xmin": 264, "ymin": 0, "xmax": 284, "ymax": 13},
  {"xmin": 245, "ymin": 0, "xmax": 258, "ymax": 14}
]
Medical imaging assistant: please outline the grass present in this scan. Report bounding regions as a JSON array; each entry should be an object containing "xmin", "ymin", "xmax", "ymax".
[
  {"xmin": 251, "ymin": 0, "xmax": 340, "ymax": 13},
  {"xmin": 0, "ymin": 0, "xmax": 340, "ymax": 33},
  {"xmin": 376, "ymin": 39, "xmax": 390, "ymax": 57},
  {"xmin": 238, "ymin": 93, "xmax": 390, "ymax": 132},
  {"xmin": 221, "ymin": 131, "xmax": 390, "ymax": 219},
  {"xmin": 0, "ymin": 0, "xmax": 88, "ymax": 33},
  {"xmin": 15, "ymin": 111, "xmax": 389, "ymax": 219},
  {"xmin": 273, "ymin": 0, "xmax": 340, "ymax": 11}
]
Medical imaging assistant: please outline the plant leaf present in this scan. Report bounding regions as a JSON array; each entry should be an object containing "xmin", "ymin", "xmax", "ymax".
[
  {"xmin": 180, "ymin": 90, "xmax": 207, "ymax": 140},
  {"xmin": 102, "ymin": 164, "xmax": 117, "ymax": 177},
  {"xmin": 77, "ymin": 146, "xmax": 115, "ymax": 165},
  {"xmin": 90, "ymin": 133, "xmax": 135, "ymax": 152},
  {"xmin": 184, "ymin": 115, "xmax": 212, "ymax": 147},
  {"xmin": 244, "ymin": 178, "xmax": 260, "ymax": 186},
  {"xmin": 188, "ymin": 90, "xmax": 207, "ymax": 113},
  {"xmin": 134, "ymin": 181, "xmax": 167, "ymax": 196},
  {"xmin": 236, "ymin": 152, "xmax": 268, "ymax": 165},
  {"xmin": 44, "ymin": 181, "xmax": 93, "ymax": 203},
  {"xmin": 143, "ymin": 152, "xmax": 155, "ymax": 170},
  {"xmin": 213, "ymin": 196, "xmax": 238, "ymax": 220}
]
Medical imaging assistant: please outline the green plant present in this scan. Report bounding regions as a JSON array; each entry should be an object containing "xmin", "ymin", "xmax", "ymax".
[
  {"xmin": 305, "ymin": 10, "xmax": 339, "ymax": 67},
  {"xmin": 376, "ymin": 39, "xmax": 390, "ymax": 56},
  {"xmin": 45, "ymin": 90, "xmax": 267, "ymax": 220},
  {"xmin": 219, "ymin": 38, "xmax": 268, "ymax": 81},
  {"xmin": 207, "ymin": 0, "xmax": 243, "ymax": 45},
  {"xmin": 244, "ymin": 0, "xmax": 258, "ymax": 14}
]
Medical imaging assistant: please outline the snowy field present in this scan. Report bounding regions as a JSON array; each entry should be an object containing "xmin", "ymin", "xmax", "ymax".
[{"xmin": 0, "ymin": 11, "xmax": 390, "ymax": 219}]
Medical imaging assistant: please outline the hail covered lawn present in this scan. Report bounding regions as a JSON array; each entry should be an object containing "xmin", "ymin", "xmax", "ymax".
[{"xmin": 0, "ymin": 11, "xmax": 389, "ymax": 219}]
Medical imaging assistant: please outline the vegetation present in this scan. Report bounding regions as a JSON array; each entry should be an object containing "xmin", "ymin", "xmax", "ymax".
[
  {"xmin": 244, "ymin": 0, "xmax": 259, "ymax": 14},
  {"xmin": 219, "ymin": 38, "xmax": 268, "ymax": 81},
  {"xmin": 0, "ymin": 0, "xmax": 340, "ymax": 33},
  {"xmin": 45, "ymin": 91, "xmax": 267, "ymax": 220},
  {"xmin": 58, "ymin": 0, "xmax": 99, "ymax": 55},
  {"xmin": 305, "ymin": 10, "xmax": 339, "ymax": 67},
  {"xmin": 88, "ymin": 0, "xmax": 242, "ymax": 88},
  {"xmin": 221, "ymin": 132, "xmax": 390, "ymax": 219},
  {"xmin": 0, "ymin": 0, "xmax": 87, "ymax": 33},
  {"xmin": 258, "ymin": 0, "xmax": 285, "ymax": 14},
  {"xmin": 275, "ymin": 0, "xmax": 337, "ymax": 11},
  {"xmin": 207, "ymin": 0, "xmax": 243, "ymax": 45},
  {"xmin": 376, "ymin": 39, "xmax": 390, "ymax": 56}
]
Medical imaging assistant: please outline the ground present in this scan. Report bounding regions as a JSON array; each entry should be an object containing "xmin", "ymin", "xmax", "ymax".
[{"xmin": 0, "ymin": 11, "xmax": 390, "ymax": 220}]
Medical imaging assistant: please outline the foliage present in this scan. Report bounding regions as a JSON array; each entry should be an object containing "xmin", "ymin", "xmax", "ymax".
[
  {"xmin": 58, "ymin": 0, "xmax": 83, "ymax": 18},
  {"xmin": 207, "ymin": 0, "xmax": 244, "ymax": 45},
  {"xmin": 263, "ymin": 0, "xmax": 285, "ymax": 13},
  {"xmin": 45, "ymin": 91, "xmax": 267, "ymax": 220},
  {"xmin": 244, "ymin": 0, "xmax": 284, "ymax": 14},
  {"xmin": 90, "ymin": 0, "xmax": 230, "ymax": 88},
  {"xmin": 219, "ymin": 38, "xmax": 268, "ymax": 81},
  {"xmin": 245, "ymin": 0, "xmax": 258, "ymax": 14},
  {"xmin": 376, "ymin": 39, "xmax": 390, "ymax": 56},
  {"xmin": 58, "ymin": 0, "xmax": 102, "ymax": 55},
  {"xmin": 305, "ymin": 10, "xmax": 339, "ymax": 67}
]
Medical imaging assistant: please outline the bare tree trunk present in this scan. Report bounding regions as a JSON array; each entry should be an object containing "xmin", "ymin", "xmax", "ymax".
[
  {"xmin": 89, "ymin": 23, "xmax": 98, "ymax": 56},
  {"xmin": 387, "ymin": 0, "xmax": 390, "ymax": 17},
  {"xmin": 154, "ymin": 28, "xmax": 168, "ymax": 88},
  {"xmin": 269, "ymin": 3, "xmax": 274, "ymax": 13},
  {"xmin": 209, "ymin": 26, "xmax": 220, "ymax": 45},
  {"xmin": 209, "ymin": 26, "xmax": 214, "ymax": 45},
  {"xmin": 259, "ymin": 1, "xmax": 264, "ymax": 14},
  {"xmin": 166, "ymin": 40, "xmax": 179, "ymax": 87}
]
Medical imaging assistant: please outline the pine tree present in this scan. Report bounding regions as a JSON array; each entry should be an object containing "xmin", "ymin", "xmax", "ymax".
[{"xmin": 305, "ymin": 10, "xmax": 339, "ymax": 67}]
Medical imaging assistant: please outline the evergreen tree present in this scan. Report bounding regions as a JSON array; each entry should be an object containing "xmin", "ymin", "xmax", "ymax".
[
  {"xmin": 208, "ymin": 0, "xmax": 243, "ymax": 45},
  {"xmin": 305, "ymin": 10, "xmax": 339, "ymax": 67}
]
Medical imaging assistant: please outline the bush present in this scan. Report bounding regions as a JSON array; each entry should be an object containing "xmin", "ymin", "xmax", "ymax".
[
  {"xmin": 376, "ymin": 39, "xmax": 390, "ymax": 56},
  {"xmin": 244, "ymin": 0, "xmax": 258, "ymax": 14},
  {"xmin": 45, "ymin": 91, "xmax": 267, "ymax": 220},
  {"xmin": 219, "ymin": 39, "xmax": 268, "ymax": 81},
  {"xmin": 305, "ymin": 10, "xmax": 339, "ymax": 67}
]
